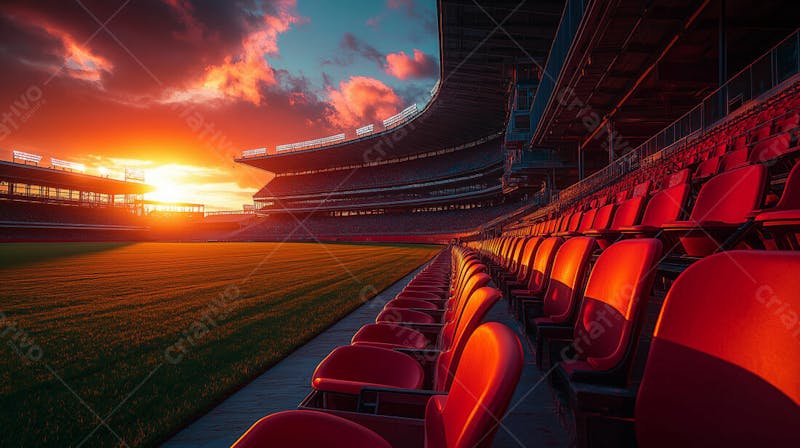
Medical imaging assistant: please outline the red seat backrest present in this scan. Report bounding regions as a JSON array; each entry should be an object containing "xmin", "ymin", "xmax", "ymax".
[
  {"xmin": 635, "ymin": 251, "xmax": 800, "ymax": 447},
  {"xmin": 749, "ymin": 132, "xmax": 792, "ymax": 163},
  {"xmin": 689, "ymin": 164, "xmax": 766, "ymax": 224},
  {"xmin": 435, "ymin": 288, "xmax": 503, "ymax": 390},
  {"xmin": 566, "ymin": 212, "xmax": 582, "ymax": 232},
  {"xmin": 748, "ymin": 122, "xmax": 772, "ymax": 143},
  {"xmin": 577, "ymin": 209, "xmax": 597, "ymax": 231},
  {"xmin": 572, "ymin": 239, "xmax": 662, "ymax": 372},
  {"xmin": 661, "ymin": 168, "xmax": 690, "ymax": 189},
  {"xmin": 515, "ymin": 237, "xmax": 542, "ymax": 283},
  {"xmin": 426, "ymin": 323, "xmax": 523, "ymax": 448},
  {"xmin": 693, "ymin": 156, "xmax": 720, "ymax": 180},
  {"xmin": 639, "ymin": 183, "xmax": 689, "ymax": 227},
  {"xmin": 591, "ymin": 203, "xmax": 616, "ymax": 230},
  {"xmin": 632, "ymin": 181, "xmax": 650, "ymax": 198},
  {"xmin": 526, "ymin": 237, "xmax": 563, "ymax": 294},
  {"xmin": 775, "ymin": 111, "xmax": 799, "ymax": 132},
  {"xmin": 773, "ymin": 160, "xmax": 800, "ymax": 211},
  {"xmin": 719, "ymin": 147, "xmax": 749, "ymax": 171},
  {"xmin": 542, "ymin": 237, "xmax": 597, "ymax": 324},
  {"xmin": 610, "ymin": 196, "xmax": 645, "ymax": 229}
]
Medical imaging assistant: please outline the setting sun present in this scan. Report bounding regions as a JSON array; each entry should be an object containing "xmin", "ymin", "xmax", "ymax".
[{"xmin": 144, "ymin": 166, "xmax": 191, "ymax": 204}]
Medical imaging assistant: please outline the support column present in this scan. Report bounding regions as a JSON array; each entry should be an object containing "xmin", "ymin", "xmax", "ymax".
[
  {"xmin": 578, "ymin": 144, "xmax": 585, "ymax": 180},
  {"xmin": 607, "ymin": 120, "xmax": 615, "ymax": 165}
]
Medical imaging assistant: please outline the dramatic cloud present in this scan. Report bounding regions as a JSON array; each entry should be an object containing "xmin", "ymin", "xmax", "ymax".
[
  {"xmin": 1, "ymin": 10, "xmax": 113, "ymax": 85},
  {"xmin": 164, "ymin": 0, "xmax": 304, "ymax": 105},
  {"xmin": 326, "ymin": 76, "xmax": 403, "ymax": 128},
  {"xmin": 385, "ymin": 49, "xmax": 438, "ymax": 80},
  {"xmin": 341, "ymin": 33, "xmax": 385, "ymax": 67}
]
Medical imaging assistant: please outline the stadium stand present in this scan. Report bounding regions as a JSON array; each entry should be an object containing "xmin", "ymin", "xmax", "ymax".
[{"xmin": 0, "ymin": 160, "xmax": 152, "ymax": 241}]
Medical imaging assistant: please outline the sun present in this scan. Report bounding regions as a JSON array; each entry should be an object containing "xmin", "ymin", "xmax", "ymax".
[{"xmin": 144, "ymin": 166, "xmax": 190, "ymax": 203}]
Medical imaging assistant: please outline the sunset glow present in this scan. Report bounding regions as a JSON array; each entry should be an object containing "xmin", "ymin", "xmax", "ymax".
[{"xmin": 0, "ymin": 0, "xmax": 439, "ymax": 209}]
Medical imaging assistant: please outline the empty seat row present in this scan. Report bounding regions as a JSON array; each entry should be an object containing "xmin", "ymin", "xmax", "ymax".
[{"xmin": 231, "ymin": 247, "xmax": 527, "ymax": 447}]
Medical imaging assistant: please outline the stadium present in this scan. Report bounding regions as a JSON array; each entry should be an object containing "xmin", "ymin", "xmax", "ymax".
[{"xmin": 1, "ymin": 0, "xmax": 799, "ymax": 447}]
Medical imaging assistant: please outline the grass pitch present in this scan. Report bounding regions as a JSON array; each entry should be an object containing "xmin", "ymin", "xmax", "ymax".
[{"xmin": 0, "ymin": 242, "xmax": 441, "ymax": 447}]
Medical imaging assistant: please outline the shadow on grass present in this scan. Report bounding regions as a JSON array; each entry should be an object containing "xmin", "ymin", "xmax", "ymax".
[{"xmin": 0, "ymin": 242, "xmax": 136, "ymax": 270}]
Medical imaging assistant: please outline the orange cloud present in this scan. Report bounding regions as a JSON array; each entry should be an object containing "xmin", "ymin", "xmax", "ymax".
[
  {"xmin": 385, "ymin": 48, "xmax": 437, "ymax": 80},
  {"xmin": 3, "ymin": 11, "xmax": 113, "ymax": 84},
  {"xmin": 165, "ymin": 0, "xmax": 303, "ymax": 104},
  {"xmin": 326, "ymin": 76, "xmax": 404, "ymax": 128}
]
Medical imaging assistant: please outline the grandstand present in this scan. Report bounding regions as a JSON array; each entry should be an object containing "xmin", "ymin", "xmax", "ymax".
[
  {"xmin": 219, "ymin": 0, "xmax": 800, "ymax": 447},
  {"xmin": 0, "ymin": 159, "xmax": 153, "ymax": 241}
]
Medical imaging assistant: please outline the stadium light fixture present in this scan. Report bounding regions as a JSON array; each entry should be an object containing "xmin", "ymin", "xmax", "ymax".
[
  {"xmin": 12, "ymin": 150, "xmax": 42, "ymax": 164},
  {"xmin": 242, "ymin": 147, "xmax": 267, "ymax": 157},
  {"xmin": 276, "ymin": 133, "xmax": 345, "ymax": 152},
  {"xmin": 51, "ymin": 158, "xmax": 86, "ymax": 172},
  {"xmin": 383, "ymin": 104, "xmax": 418, "ymax": 128},
  {"xmin": 430, "ymin": 80, "xmax": 441, "ymax": 97},
  {"xmin": 356, "ymin": 124, "xmax": 374, "ymax": 136}
]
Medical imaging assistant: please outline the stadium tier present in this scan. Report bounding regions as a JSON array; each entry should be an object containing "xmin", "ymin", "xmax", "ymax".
[{"xmin": 0, "ymin": 160, "xmax": 153, "ymax": 241}]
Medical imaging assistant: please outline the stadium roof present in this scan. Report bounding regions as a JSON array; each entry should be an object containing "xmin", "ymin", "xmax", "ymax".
[
  {"xmin": 0, "ymin": 161, "xmax": 155, "ymax": 195},
  {"xmin": 238, "ymin": 0, "xmax": 565, "ymax": 174},
  {"xmin": 531, "ymin": 0, "xmax": 800, "ymax": 154}
]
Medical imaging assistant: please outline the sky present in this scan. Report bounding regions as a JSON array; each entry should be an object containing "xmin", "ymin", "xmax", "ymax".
[{"xmin": 0, "ymin": 0, "xmax": 440, "ymax": 210}]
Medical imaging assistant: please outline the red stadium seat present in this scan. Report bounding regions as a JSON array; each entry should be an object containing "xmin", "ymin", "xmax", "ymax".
[
  {"xmin": 312, "ymin": 286, "xmax": 501, "ymax": 396},
  {"xmin": 662, "ymin": 164, "xmax": 766, "ymax": 257},
  {"xmin": 635, "ymin": 251, "xmax": 800, "ymax": 447},
  {"xmin": 618, "ymin": 182, "xmax": 689, "ymax": 238},
  {"xmin": 356, "ymin": 272, "xmax": 491, "ymax": 347},
  {"xmin": 497, "ymin": 236, "xmax": 542, "ymax": 299},
  {"xmin": 755, "ymin": 160, "xmax": 800, "ymax": 249},
  {"xmin": 350, "ymin": 323, "xmax": 428, "ymax": 350},
  {"xmin": 312, "ymin": 344, "xmax": 425, "ymax": 395},
  {"xmin": 523, "ymin": 237, "xmax": 598, "ymax": 366},
  {"xmin": 543, "ymin": 239, "xmax": 662, "ymax": 383},
  {"xmin": 376, "ymin": 308, "xmax": 436, "ymax": 324},
  {"xmin": 692, "ymin": 156, "xmax": 720, "ymax": 181},
  {"xmin": 231, "ymin": 410, "xmax": 392, "ymax": 448},
  {"xmin": 508, "ymin": 237, "xmax": 563, "ymax": 315},
  {"xmin": 719, "ymin": 147, "xmax": 749, "ymax": 171},
  {"xmin": 424, "ymin": 323, "xmax": 523, "ymax": 448},
  {"xmin": 584, "ymin": 196, "xmax": 645, "ymax": 249},
  {"xmin": 749, "ymin": 131, "xmax": 797, "ymax": 163}
]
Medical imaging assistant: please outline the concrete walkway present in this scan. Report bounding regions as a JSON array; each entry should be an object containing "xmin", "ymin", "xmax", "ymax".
[{"xmin": 162, "ymin": 264, "xmax": 567, "ymax": 447}]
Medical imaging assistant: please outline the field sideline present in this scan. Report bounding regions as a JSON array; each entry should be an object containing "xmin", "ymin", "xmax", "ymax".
[{"xmin": 0, "ymin": 242, "xmax": 441, "ymax": 447}]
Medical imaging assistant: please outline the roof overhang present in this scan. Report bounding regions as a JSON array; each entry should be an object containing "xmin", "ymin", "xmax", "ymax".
[{"xmin": 0, "ymin": 161, "xmax": 155, "ymax": 195}]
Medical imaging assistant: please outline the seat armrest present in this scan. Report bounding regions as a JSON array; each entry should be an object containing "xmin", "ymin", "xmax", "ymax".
[
  {"xmin": 536, "ymin": 324, "xmax": 573, "ymax": 340},
  {"xmin": 568, "ymin": 379, "xmax": 636, "ymax": 416},
  {"xmin": 358, "ymin": 387, "xmax": 446, "ymax": 417}
]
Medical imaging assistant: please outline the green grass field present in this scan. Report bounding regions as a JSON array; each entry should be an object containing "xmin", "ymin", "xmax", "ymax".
[{"xmin": 0, "ymin": 242, "xmax": 441, "ymax": 447}]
